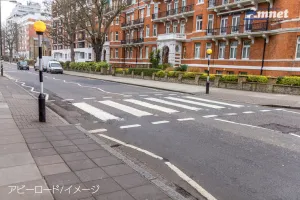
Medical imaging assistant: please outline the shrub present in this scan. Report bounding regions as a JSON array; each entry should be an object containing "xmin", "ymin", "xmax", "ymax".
[
  {"xmin": 128, "ymin": 68, "xmax": 160, "ymax": 76},
  {"xmin": 167, "ymin": 71, "xmax": 179, "ymax": 77},
  {"xmin": 115, "ymin": 68, "xmax": 124, "ymax": 74},
  {"xmin": 277, "ymin": 76, "xmax": 300, "ymax": 86},
  {"xmin": 65, "ymin": 61, "xmax": 71, "ymax": 68},
  {"xmin": 247, "ymin": 75, "xmax": 268, "ymax": 83},
  {"xmin": 187, "ymin": 67, "xmax": 202, "ymax": 73},
  {"xmin": 69, "ymin": 62, "xmax": 76, "ymax": 69},
  {"xmin": 149, "ymin": 50, "xmax": 161, "ymax": 68},
  {"xmin": 175, "ymin": 64, "xmax": 188, "ymax": 72},
  {"xmin": 156, "ymin": 70, "xmax": 166, "ymax": 78},
  {"xmin": 89, "ymin": 62, "xmax": 97, "ymax": 71},
  {"xmin": 158, "ymin": 63, "xmax": 172, "ymax": 70},
  {"xmin": 165, "ymin": 67, "xmax": 174, "ymax": 72},
  {"xmin": 182, "ymin": 72, "xmax": 197, "ymax": 79},
  {"xmin": 199, "ymin": 73, "xmax": 216, "ymax": 81},
  {"xmin": 220, "ymin": 75, "xmax": 238, "ymax": 82},
  {"xmin": 59, "ymin": 61, "xmax": 65, "ymax": 68}
]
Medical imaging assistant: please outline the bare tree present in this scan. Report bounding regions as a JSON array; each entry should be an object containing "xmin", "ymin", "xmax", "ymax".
[
  {"xmin": 76, "ymin": 0, "xmax": 129, "ymax": 61},
  {"xmin": 3, "ymin": 22, "xmax": 19, "ymax": 62}
]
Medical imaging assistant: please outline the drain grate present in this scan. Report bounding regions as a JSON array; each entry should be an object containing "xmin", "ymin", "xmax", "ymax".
[
  {"xmin": 260, "ymin": 123, "xmax": 300, "ymax": 134},
  {"xmin": 110, "ymin": 144, "xmax": 121, "ymax": 148},
  {"xmin": 174, "ymin": 184, "xmax": 192, "ymax": 198}
]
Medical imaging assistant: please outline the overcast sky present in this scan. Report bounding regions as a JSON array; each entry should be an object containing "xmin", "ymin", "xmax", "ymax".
[{"xmin": 1, "ymin": 0, "xmax": 42, "ymax": 23}]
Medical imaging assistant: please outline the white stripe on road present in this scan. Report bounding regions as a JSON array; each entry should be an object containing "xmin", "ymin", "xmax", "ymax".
[
  {"xmin": 88, "ymin": 129, "xmax": 107, "ymax": 133},
  {"xmin": 290, "ymin": 133, "xmax": 300, "ymax": 138},
  {"xmin": 73, "ymin": 102, "xmax": 120, "ymax": 121},
  {"xmin": 224, "ymin": 113, "xmax": 237, "ymax": 116},
  {"xmin": 124, "ymin": 99, "xmax": 179, "ymax": 114},
  {"xmin": 120, "ymin": 124, "xmax": 141, "ymax": 129},
  {"xmin": 214, "ymin": 118, "xmax": 280, "ymax": 132},
  {"xmin": 165, "ymin": 97, "xmax": 225, "ymax": 109},
  {"xmin": 151, "ymin": 121, "xmax": 170, "ymax": 125},
  {"xmin": 177, "ymin": 118, "xmax": 195, "ymax": 121},
  {"xmin": 184, "ymin": 96, "xmax": 244, "ymax": 108},
  {"xmin": 62, "ymin": 99, "xmax": 74, "ymax": 102},
  {"xmin": 83, "ymin": 97, "xmax": 96, "ymax": 100},
  {"xmin": 243, "ymin": 111, "xmax": 255, "ymax": 114},
  {"xmin": 203, "ymin": 115, "xmax": 218, "ymax": 118},
  {"xmin": 99, "ymin": 100, "xmax": 152, "ymax": 117},
  {"xmin": 145, "ymin": 98, "xmax": 201, "ymax": 111},
  {"xmin": 260, "ymin": 110, "xmax": 271, "ymax": 112},
  {"xmin": 275, "ymin": 109, "xmax": 300, "ymax": 115}
]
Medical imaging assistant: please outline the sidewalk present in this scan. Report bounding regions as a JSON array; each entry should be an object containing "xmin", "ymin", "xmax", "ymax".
[
  {"xmin": 64, "ymin": 71, "xmax": 300, "ymax": 109},
  {"xmin": 0, "ymin": 76, "xmax": 179, "ymax": 200}
]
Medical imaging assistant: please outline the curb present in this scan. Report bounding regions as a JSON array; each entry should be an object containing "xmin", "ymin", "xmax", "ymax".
[{"xmin": 262, "ymin": 104, "xmax": 300, "ymax": 110}]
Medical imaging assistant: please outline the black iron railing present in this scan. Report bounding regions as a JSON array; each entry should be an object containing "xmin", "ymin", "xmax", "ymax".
[
  {"xmin": 152, "ymin": 4, "xmax": 194, "ymax": 19},
  {"xmin": 121, "ymin": 38, "xmax": 144, "ymax": 44},
  {"xmin": 208, "ymin": 0, "xmax": 230, "ymax": 7},
  {"xmin": 121, "ymin": 18, "xmax": 144, "ymax": 27},
  {"xmin": 133, "ymin": 38, "xmax": 144, "ymax": 43}
]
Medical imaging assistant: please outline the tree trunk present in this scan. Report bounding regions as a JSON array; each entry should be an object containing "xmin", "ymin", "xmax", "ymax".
[
  {"xmin": 93, "ymin": 44, "xmax": 102, "ymax": 62},
  {"xmin": 9, "ymin": 49, "xmax": 13, "ymax": 63},
  {"xmin": 70, "ymin": 43, "xmax": 75, "ymax": 62}
]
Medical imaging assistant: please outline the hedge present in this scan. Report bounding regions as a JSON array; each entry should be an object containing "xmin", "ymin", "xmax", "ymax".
[
  {"xmin": 220, "ymin": 75, "xmax": 238, "ymax": 82},
  {"xmin": 66, "ymin": 62, "xmax": 109, "ymax": 71},
  {"xmin": 128, "ymin": 68, "xmax": 161, "ymax": 76},
  {"xmin": 156, "ymin": 70, "xmax": 166, "ymax": 78},
  {"xmin": 167, "ymin": 71, "xmax": 180, "ymax": 77},
  {"xmin": 247, "ymin": 75, "xmax": 268, "ymax": 83},
  {"xmin": 277, "ymin": 76, "xmax": 300, "ymax": 86},
  {"xmin": 199, "ymin": 73, "xmax": 216, "ymax": 81},
  {"xmin": 182, "ymin": 72, "xmax": 198, "ymax": 79}
]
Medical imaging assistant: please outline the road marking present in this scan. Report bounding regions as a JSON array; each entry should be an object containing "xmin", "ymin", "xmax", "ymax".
[
  {"xmin": 290, "ymin": 133, "xmax": 300, "ymax": 138},
  {"xmin": 145, "ymin": 98, "xmax": 201, "ymax": 111},
  {"xmin": 260, "ymin": 110, "xmax": 271, "ymax": 112},
  {"xmin": 224, "ymin": 113, "xmax": 237, "ymax": 116},
  {"xmin": 62, "ymin": 99, "xmax": 74, "ymax": 102},
  {"xmin": 98, "ymin": 134, "xmax": 163, "ymax": 160},
  {"xmin": 243, "ymin": 111, "xmax": 255, "ymax": 114},
  {"xmin": 275, "ymin": 109, "xmax": 300, "ymax": 115},
  {"xmin": 99, "ymin": 100, "xmax": 152, "ymax": 117},
  {"xmin": 184, "ymin": 96, "xmax": 244, "ymax": 108},
  {"xmin": 124, "ymin": 99, "xmax": 179, "ymax": 114},
  {"xmin": 123, "ymin": 95, "xmax": 132, "ymax": 97},
  {"xmin": 177, "ymin": 118, "xmax": 195, "ymax": 121},
  {"xmin": 83, "ymin": 97, "xmax": 96, "ymax": 100},
  {"xmin": 73, "ymin": 102, "xmax": 120, "ymax": 121},
  {"xmin": 88, "ymin": 129, "xmax": 107, "ymax": 133},
  {"xmin": 165, "ymin": 162, "xmax": 217, "ymax": 200},
  {"xmin": 151, "ymin": 120, "xmax": 170, "ymax": 125},
  {"xmin": 214, "ymin": 118, "xmax": 280, "ymax": 132},
  {"xmin": 103, "ymin": 97, "xmax": 112, "ymax": 99},
  {"xmin": 120, "ymin": 124, "xmax": 141, "ymax": 129},
  {"xmin": 47, "ymin": 100, "xmax": 55, "ymax": 102},
  {"xmin": 166, "ymin": 97, "xmax": 225, "ymax": 109},
  {"xmin": 203, "ymin": 115, "xmax": 218, "ymax": 118}
]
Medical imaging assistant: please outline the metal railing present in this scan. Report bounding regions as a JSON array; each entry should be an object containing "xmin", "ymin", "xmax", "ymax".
[
  {"xmin": 121, "ymin": 18, "xmax": 144, "ymax": 27},
  {"xmin": 206, "ymin": 22, "xmax": 268, "ymax": 36},
  {"xmin": 152, "ymin": 4, "xmax": 194, "ymax": 19},
  {"xmin": 121, "ymin": 38, "xmax": 144, "ymax": 44}
]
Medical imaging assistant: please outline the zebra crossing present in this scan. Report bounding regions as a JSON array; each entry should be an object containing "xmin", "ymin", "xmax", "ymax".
[{"xmin": 72, "ymin": 95, "xmax": 245, "ymax": 122}]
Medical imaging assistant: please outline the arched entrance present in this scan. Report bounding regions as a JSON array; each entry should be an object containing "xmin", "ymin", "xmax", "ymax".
[
  {"xmin": 103, "ymin": 50, "xmax": 106, "ymax": 61},
  {"xmin": 162, "ymin": 46, "xmax": 169, "ymax": 64}
]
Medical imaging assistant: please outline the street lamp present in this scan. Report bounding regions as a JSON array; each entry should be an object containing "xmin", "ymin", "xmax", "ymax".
[
  {"xmin": 0, "ymin": 0, "xmax": 18, "ymax": 76},
  {"xmin": 206, "ymin": 48, "xmax": 212, "ymax": 94},
  {"xmin": 33, "ymin": 20, "xmax": 46, "ymax": 122}
]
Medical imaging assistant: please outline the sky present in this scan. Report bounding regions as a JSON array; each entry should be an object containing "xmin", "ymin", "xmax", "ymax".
[{"xmin": 1, "ymin": 0, "xmax": 43, "ymax": 23}]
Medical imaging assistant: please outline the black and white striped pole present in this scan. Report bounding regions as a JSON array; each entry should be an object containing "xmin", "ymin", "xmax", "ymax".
[
  {"xmin": 206, "ymin": 49, "xmax": 212, "ymax": 94},
  {"xmin": 34, "ymin": 21, "xmax": 46, "ymax": 122}
]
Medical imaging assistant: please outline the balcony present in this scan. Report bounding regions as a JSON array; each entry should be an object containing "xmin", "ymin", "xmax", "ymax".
[
  {"xmin": 152, "ymin": 4, "xmax": 194, "ymax": 22},
  {"xmin": 207, "ymin": 0, "xmax": 272, "ymax": 12},
  {"xmin": 157, "ymin": 33, "xmax": 186, "ymax": 41},
  {"xmin": 121, "ymin": 38, "xmax": 144, "ymax": 46},
  {"xmin": 121, "ymin": 18, "xmax": 144, "ymax": 29}
]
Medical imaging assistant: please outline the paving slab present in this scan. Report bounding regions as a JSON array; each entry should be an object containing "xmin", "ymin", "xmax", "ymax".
[
  {"xmin": 0, "ymin": 143, "xmax": 28, "ymax": 155},
  {"xmin": 127, "ymin": 184, "xmax": 169, "ymax": 200},
  {"xmin": 92, "ymin": 156, "xmax": 123, "ymax": 167},
  {"xmin": 61, "ymin": 152, "xmax": 89, "ymax": 162},
  {"xmin": 0, "ymin": 128, "xmax": 21, "ymax": 136},
  {"xmin": 75, "ymin": 168, "xmax": 109, "ymax": 182},
  {"xmin": 77, "ymin": 144, "xmax": 103, "ymax": 152},
  {"xmin": 51, "ymin": 140, "xmax": 74, "ymax": 147},
  {"xmin": 85, "ymin": 150, "xmax": 111, "ymax": 159},
  {"xmin": 102, "ymin": 164, "xmax": 135, "ymax": 177},
  {"xmin": 25, "ymin": 136, "xmax": 48, "ymax": 144},
  {"xmin": 0, "ymin": 152, "xmax": 35, "ymax": 168},
  {"xmin": 39, "ymin": 163, "xmax": 71, "ymax": 176},
  {"xmin": 55, "ymin": 145, "xmax": 81, "ymax": 154},
  {"xmin": 83, "ymin": 178, "xmax": 122, "ymax": 196},
  {"xmin": 45, "ymin": 172, "xmax": 81, "ymax": 187},
  {"xmin": 31, "ymin": 148, "xmax": 58, "ymax": 157},
  {"xmin": 95, "ymin": 190, "xmax": 135, "ymax": 200},
  {"xmin": 66, "ymin": 159, "xmax": 97, "ymax": 171},
  {"xmin": 28, "ymin": 142, "xmax": 53, "ymax": 150},
  {"xmin": 0, "ymin": 135, "xmax": 25, "ymax": 144},
  {"xmin": 113, "ymin": 173, "xmax": 149, "ymax": 189},
  {"xmin": 53, "ymin": 183, "xmax": 93, "ymax": 200},
  {"xmin": 34, "ymin": 155, "xmax": 64, "ymax": 166}
]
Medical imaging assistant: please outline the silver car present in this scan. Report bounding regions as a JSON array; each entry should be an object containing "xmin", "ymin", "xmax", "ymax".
[{"xmin": 46, "ymin": 61, "xmax": 63, "ymax": 74}]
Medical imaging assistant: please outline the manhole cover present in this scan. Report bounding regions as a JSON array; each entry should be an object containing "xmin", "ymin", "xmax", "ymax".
[{"xmin": 260, "ymin": 123, "xmax": 300, "ymax": 134}]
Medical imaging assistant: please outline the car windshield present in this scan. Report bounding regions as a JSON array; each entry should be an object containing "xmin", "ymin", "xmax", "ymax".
[
  {"xmin": 20, "ymin": 61, "xmax": 27, "ymax": 65},
  {"xmin": 51, "ymin": 63, "xmax": 61, "ymax": 68}
]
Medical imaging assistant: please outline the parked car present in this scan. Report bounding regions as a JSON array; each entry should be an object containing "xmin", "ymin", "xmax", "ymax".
[
  {"xmin": 34, "ymin": 56, "xmax": 52, "ymax": 71},
  {"xmin": 46, "ymin": 61, "xmax": 63, "ymax": 74},
  {"xmin": 17, "ymin": 61, "xmax": 29, "ymax": 70}
]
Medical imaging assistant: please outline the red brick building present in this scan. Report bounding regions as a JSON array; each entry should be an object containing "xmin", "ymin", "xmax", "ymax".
[{"xmin": 106, "ymin": 0, "xmax": 300, "ymax": 76}]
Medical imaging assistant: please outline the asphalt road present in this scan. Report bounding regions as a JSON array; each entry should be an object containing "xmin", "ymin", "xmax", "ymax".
[{"xmin": 4, "ymin": 63, "xmax": 300, "ymax": 200}]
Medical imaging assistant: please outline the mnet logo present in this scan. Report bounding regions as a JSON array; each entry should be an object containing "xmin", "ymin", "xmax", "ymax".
[{"xmin": 246, "ymin": 8, "xmax": 289, "ymax": 20}]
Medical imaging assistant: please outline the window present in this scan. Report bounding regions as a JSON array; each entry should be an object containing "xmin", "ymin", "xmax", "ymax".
[
  {"xmin": 230, "ymin": 41, "xmax": 238, "ymax": 59},
  {"xmin": 146, "ymin": 25, "xmax": 150, "ymax": 37},
  {"xmin": 110, "ymin": 32, "xmax": 113, "ymax": 41},
  {"xmin": 88, "ymin": 53, "xmax": 91, "ymax": 59},
  {"xmin": 105, "ymin": 34, "xmax": 108, "ymax": 41},
  {"xmin": 154, "ymin": 3, "xmax": 158, "ymax": 14},
  {"xmin": 126, "ymin": 48, "xmax": 129, "ymax": 58},
  {"xmin": 180, "ymin": 21, "xmax": 185, "ymax": 34},
  {"xmin": 216, "ymin": 70, "xmax": 223, "ymax": 75},
  {"xmin": 132, "ymin": 0, "xmax": 136, "ymax": 4},
  {"xmin": 239, "ymin": 71, "xmax": 248, "ymax": 75},
  {"xmin": 130, "ymin": 48, "xmax": 133, "ymax": 58},
  {"xmin": 78, "ymin": 42, "xmax": 85, "ymax": 48},
  {"xmin": 174, "ymin": 0, "xmax": 178, "ymax": 14},
  {"xmin": 218, "ymin": 42, "xmax": 226, "ymax": 59},
  {"xmin": 140, "ymin": 48, "xmax": 143, "ymax": 59},
  {"xmin": 167, "ymin": 3, "xmax": 171, "ymax": 11},
  {"xmin": 147, "ymin": 5, "xmax": 150, "ymax": 16},
  {"xmin": 65, "ymin": 54, "xmax": 67, "ymax": 59},
  {"xmin": 198, "ymin": 0, "xmax": 204, "ymax": 3},
  {"xmin": 115, "ymin": 16, "xmax": 119, "ymax": 25},
  {"xmin": 173, "ymin": 22, "xmax": 178, "ymax": 33},
  {"xmin": 196, "ymin": 15, "xmax": 203, "ymax": 31},
  {"xmin": 166, "ymin": 23, "xmax": 170, "ymax": 34},
  {"xmin": 227, "ymin": 71, "xmax": 234, "ymax": 75},
  {"xmin": 232, "ymin": 15, "xmax": 240, "ymax": 33},
  {"xmin": 79, "ymin": 52, "xmax": 85, "ymax": 59},
  {"xmin": 296, "ymin": 37, "xmax": 300, "ymax": 59},
  {"xmin": 242, "ymin": 41, "xmax": 251, "ymax": 59},
  {"xmin": 182, "ymin": 0, "xmax": 186, "ymax": 7},
  {"xmin": 220, "ymin": 17, "xmax": 228, "ymax": 35},
  {"xmin": 145, "ymin": 47, "xmax": 149, "ymax": 59},
  {"xmin": 110, "ymin": 49, "xmax": 113, "ymax": 58},
  {"xmin": 207, "ymin": 14, "xmax": 214, "ymax": 35},
  {"xmin": 140, "ymin": 28, "xmax": 144, "ymax": 38},
  {"xmin": 194, "ymin": 43, "xmax": 201, "ymax": 58},
  {"xmin": 140, "ymin": 9, "xmax": 144, "ymax": 18},
  {"xmin": 115, "ymin": 32, "xmax": 118, "ymax": 41},
  {"xmin": 153, "ymin": 24, "xmax": 157, "ymax": 36},
  {"xmin": 205, "ymin": 42, "xmax": 212, "ymax": 58},
  {"xmin": 115, "ymin": 48, "xmax": 119, "ymax": 58}
]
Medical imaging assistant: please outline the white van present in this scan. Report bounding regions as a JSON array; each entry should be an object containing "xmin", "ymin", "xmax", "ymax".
[
  {"xmin": 34, "ymin": 56, "xmax": 53, "ymax": 71},
  {"xmin": 46, "ymin": 61, "xmax": 63, "ymax": 74}
]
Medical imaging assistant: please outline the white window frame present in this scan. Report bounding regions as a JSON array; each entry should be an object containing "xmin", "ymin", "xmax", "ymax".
[
  {"xmin": 205, "ymin": 42, "xmax": 212, "ymax": 58},
  {"xmin": 146, "ymin": 26, "xmax": 150, "ymax": 37},
  {"xmin": 230, "ymin": 41, "xmax": 238, "ymax": 60},
  {"xmin": 194, "ymin": 43, "xmax": 201, "ymax": 59},
  {"xmin": 242, "ymin": 41, "xmax": 251, "ymax": 60},
  {"xmin": 145, "ymin": 47, "xmax": 149, "ymax": 59},
  {"xmin": 140, "ymin": 28, "xmax": 144, "ymax": 38},
  {"xmin": 296, "ymin": 37, "xmax": 300, "ymax": 59},
  {"xmin": 130, "ymin": 47, "xmax": 133, "ymax": 58},
  {"xmin": 147, "ymin": 5, "xmax": 150, "ymax": 16},
  {"xmin": 220, "ymin": 17, "xmax": 228, "ymax": 35},
  {"xmin": 166, "ymin": 23, "xmax": 170, "ymax": 34},
  {"xmin": 115, "ymin": 48, "xmax": 119, "ymax": 58},
  {"xmin": 115, "ymin": 32, "xmax": 118, "ymax": 41},
  {"xmin": 153, "ymin": 24, "xmax": 157, "ymax": 36},
  {"xmin": 196, "ymin": 15, "xmax": 202, "ymax": 31},
  {"xmin": 152, "ymin": 47, "xmax": 157, "ymax": 52},
  {"xmin": 140, "ymin": 9, "xmax": 144, "ymax": 18},
  {"xmin": 218, "ymin": 42, "xmax": 226, "ymax": 59},
  {"xmin": 154, "ymin": 3, "xmax": 158, "ymax": 14},
  {"xmin": 180, "ymin": 21, "xmax": 185, "ymax": 34},
  {"xmin": 110, "ymin": 32, "xmax": 113, "ymax": 41},
  {"xmin": 207, "ymin": 14, "xmax": 214, "ymax": 35},
  {"xmin": 231, "ymin": 15, "xmax": 240, "ymax": 33},
  {"xmin": 140, "ymin": 48, "xmax": 143, "ymax": 59},
  {"xmin": 197, "ymin": 0, "xmax": 204, "ymax": 4},
  {"xmin": 115, "ymin": 16, "xmax": 119, "ymax": 25},
  {"xmin": 173, "ymin": 22, "xmax": 177, "ymax": 33}
]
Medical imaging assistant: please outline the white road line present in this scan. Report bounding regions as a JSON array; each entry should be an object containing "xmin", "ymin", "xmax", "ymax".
[
  {"xmin": 260, "ymin": 110, "xmax": 271, "ymax": 112},
  {"xmin": 224, "ymin": 113, "xmax": 237, "ymax": 116},
  {"xmin": 103, "ymin": 97, "xmax": 112, "ymax": 99},
  {"xmin": 151, "ymin": 120, "xmax": 170, "ymax": 125},
  {"xmin": 203, "ymin": 115, "xmax": 218, "ymax": 118},
  {"xmin": 145, "ymin": 98, "xmax": 201, "ymax": 111},
  {"xmin": 99, "ymin": 100, "xmax": 152, "ymax": 117},
  {"xmin": 88, "ymin": 129, "xmax": 107, "ymax": 133},
  {"xmin": 184, "ymin": 96, "xmax": 244, "ymax": 108},
  {"xmin": 165, "ymin": 162, "xmax": 217, "ymax": 200},
  {"xmin": 214, "ymin": 118, "xmax": 280, "ymax": 132},
  {"xmin": 166, "ymin": 97, "xmax": 225, "ymax": 109},
  {"xmin": 120, "ymin": 124, "xmax": 141, "ymax": 129},
  {"xmin": 290, "ymin": 133, "xmax": 300, "ymax": 138},
  {"xmin": 83, "ymin": 97, "xmax": 96, "ymax": 100},
  {"xmin": 98, "ymin": 134, "xmax": 163, "ymax": 160},
  {"xmin": 177, "ymin": 118, "xmax": 195, "ymax": 121},
  {"xmin": 124, "ymin": 99, "xmax": 179, "ymax": 114},
  {"xmin": 73, "ymin": 102, "xmax": 120, "ymax": 121},
  {"xmin": 275, "ymin": 109, "xmax": 300, "ymax": 115},
  {"xmin": 243, "ymin": 111, "xmax": 255, "ymax": 114},
  {"xmin": 62, "ymin": 99, "xmax": 74, "ymax": 102}
]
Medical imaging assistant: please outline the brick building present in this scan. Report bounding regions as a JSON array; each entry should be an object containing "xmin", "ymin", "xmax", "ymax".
[{"xmin": 54, "ymin": 0, "xmax": 300, "ymax": 76}]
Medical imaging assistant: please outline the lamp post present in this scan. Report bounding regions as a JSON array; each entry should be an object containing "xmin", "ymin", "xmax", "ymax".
[
  {"xmin": 33, "ymin": 20, "xmax": 46, "ymax": 122},
  {"xmin": 206, "ymin": 49, "xmax": 212, "ymax": 94}
]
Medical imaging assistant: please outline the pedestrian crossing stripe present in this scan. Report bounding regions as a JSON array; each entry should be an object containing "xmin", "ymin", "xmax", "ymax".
[
  {"xmin": 165, "ymin": 97, "xmax": 225, "ymax": 109},
  {"xmin": 145, "ymin": 98, "xmax": 201, "ymax": 111},
  {"xmin": 184, "ymin": 96, "xmax": 244, "ymax": 108},
  {"xmin": 124, "ymin": 99, "xmax": 179, "ymax": 114}
]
